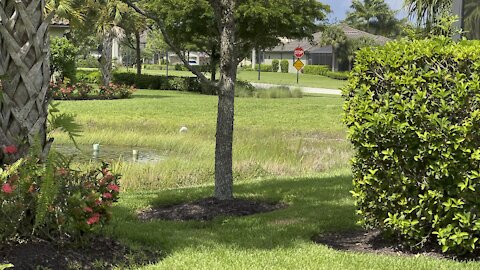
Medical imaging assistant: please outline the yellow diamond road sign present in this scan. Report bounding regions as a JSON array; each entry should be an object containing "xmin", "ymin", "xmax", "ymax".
[{"xmin": 293, "ymin": 59, "xmax": 304, "ymax": 71}]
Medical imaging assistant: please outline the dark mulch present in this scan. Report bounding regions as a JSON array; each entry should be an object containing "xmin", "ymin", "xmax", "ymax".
[
  {"xmin": 312, "ymin": 230, "xmax": 475, "ymax": 260},
  {"xmin": 138, "ymin": 197, "xmax": 287, "ymax": 221},
  {"xmin": 0, "ymin": 236, "xmax": 162, "ymax": 270}
]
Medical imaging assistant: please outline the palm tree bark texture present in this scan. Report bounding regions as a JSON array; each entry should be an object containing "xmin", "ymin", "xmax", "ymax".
[{"xmin": 0, "ymin": 0, "xmax": 52, "ymax": 164}]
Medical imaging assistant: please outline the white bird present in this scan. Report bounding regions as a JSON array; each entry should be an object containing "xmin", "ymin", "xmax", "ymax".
[{"xmin": 179, "ymin": 126, "xmax": 188, "ymax": 133}]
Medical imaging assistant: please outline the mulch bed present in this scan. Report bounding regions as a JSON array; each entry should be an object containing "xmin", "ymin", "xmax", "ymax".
[
  {"xmin": 0, "ymin": 236, "xmax": 161, "ymax": 270},
  {"xmin": 138, "ymin": 197, "xmax": 287, "ymax": 221},
  {"xmin": 312, "ymin": 230, "xmax": 480, "ymax": 260}
]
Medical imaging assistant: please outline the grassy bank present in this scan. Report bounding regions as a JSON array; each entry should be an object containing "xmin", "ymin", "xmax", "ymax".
[
  {"xmin": 53, "ymin": 90, "xmax": 480, "ymax": 269},
  {"xmin": 54, "ymin": 90, "xmax": 350, "ymax": 190}
]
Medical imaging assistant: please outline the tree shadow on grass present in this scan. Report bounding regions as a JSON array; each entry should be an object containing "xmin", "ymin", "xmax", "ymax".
[{"xmin": 110, "ymin": 174, "xmax": 358, "ymax": 255}]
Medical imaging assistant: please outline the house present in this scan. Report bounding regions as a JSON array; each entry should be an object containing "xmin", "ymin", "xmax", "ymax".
[
  {"xmin": 50, "ymin": 17, "xmax": 70, "ymax": 38},
  {"xmin": 260, "ymin": 25, "xmax": 390, "ymax": 73}
]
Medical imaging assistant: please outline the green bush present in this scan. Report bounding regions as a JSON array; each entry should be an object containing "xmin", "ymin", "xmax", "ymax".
[
  {"xmin": 280, "ymin": 60, "xmax": 289, "ymax": 73},
  {"xmin": 50, "ymin": 37, "xmax": 78, "ymax": 82},
  {"xmin": 77, "ymin": 70, "xmax": 101, "ymax": 84},
  {"xmin": 325, "ymin": 71, "xmax": 349, "ymax": 80},
  {"xmin": 303, "ymin": 65, "xmax": 329, "ymax": 76},
  {"xmin": 344, "ymin": 37, "xmax": 480, "ymax": 255},
  {"xmin": 77, "ymin": 55, "xmax": 99, "ymax": 68},
  {"xmin": 272, "ymin": 59, "xmax": 280, "ymax": 72},
  {"xmin": 112, "ymin": 72, "xmax": 206, "ymax": 93}
]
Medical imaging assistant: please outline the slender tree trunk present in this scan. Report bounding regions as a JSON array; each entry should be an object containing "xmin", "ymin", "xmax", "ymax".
[
  {"xmin": 100, "ymin": 31, "xmax": 113, "ymax": 86},
  {"xmin": 0, "ymin": 0, "xmax": 52, "ymax": 164},
  {"xmin": 211, "ymin": 46, "xmax": 217, "ymax": 81},
  {"xmin": 331, "ymin": 47, "xmax": 336, "ymax": 72},
  {"xmin": 213, "ymin": 0, "xmax": 237, "ymax": 200},
  {"xmin": 135, "ymin": 30, "xmax": 142, "ymax": 76}
]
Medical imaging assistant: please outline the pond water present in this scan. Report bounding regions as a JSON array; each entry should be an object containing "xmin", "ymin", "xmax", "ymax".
[{"xmin": 54, "ymin": 144, "xmax": 165, "ymax": 164}]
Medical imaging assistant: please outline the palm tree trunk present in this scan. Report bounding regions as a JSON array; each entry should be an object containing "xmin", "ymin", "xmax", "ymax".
[
  {"xmin": 213, "ymin": 0, "xmax": 237, "ymax": 200},
  {"xmin": 100, "ymin": 32, "xmax": 113, "ymax": 86},
  {"xmin": 135, "ymin": 30, "xmax": 142, "ymax": 76},
  {"xmin": 0, "ymin": 0, "xmax": 52, "ymax": 164}
]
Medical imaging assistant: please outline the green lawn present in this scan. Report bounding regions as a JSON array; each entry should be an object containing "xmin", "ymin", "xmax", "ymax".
[
  {"xmin": 116, "ymin": 68, "xmax": 347, "ymax": 89},
  {"xmin": 53, "ymin": 90, "xmax": 479, "ymax": 269},
  {"xmin": 237, "ymin": 70, "xmax": 347, "ymax": 89}
]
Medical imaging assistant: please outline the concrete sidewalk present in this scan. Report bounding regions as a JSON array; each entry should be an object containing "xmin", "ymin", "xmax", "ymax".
[{"xmin": 250, "ymin": 82, "xmax": 342, "ymax": 96}]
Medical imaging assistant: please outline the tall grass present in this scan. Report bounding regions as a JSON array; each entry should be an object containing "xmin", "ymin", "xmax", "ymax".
[
  {"xmin": 55, "ymin": 90, "xmax": 350, "ymax": 191},
  {"xmin": 235, "ymin": 86, "xmax": 303, "ymax": 98}
]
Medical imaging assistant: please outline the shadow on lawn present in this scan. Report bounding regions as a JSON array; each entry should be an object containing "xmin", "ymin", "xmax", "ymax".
[{"xmin": 110, "ymin": 174, "xmax": 357, "ymax": 255}]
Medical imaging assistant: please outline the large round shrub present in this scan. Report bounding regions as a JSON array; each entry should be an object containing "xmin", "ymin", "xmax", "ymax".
[
  {"xmin": 344, "ymin": 37, "xmax": 480, "ymax": 255},
  {"xmin": 50, "ymin": 37, "xmax": 78, "ymax": 82}
]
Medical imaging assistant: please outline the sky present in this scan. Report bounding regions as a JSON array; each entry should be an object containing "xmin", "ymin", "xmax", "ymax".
[{"xmin": 321, "ymin": 0, "xmax": 408, "ymax": 22}]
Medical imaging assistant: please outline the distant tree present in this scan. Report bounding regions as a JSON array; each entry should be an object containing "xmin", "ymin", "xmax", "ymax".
[
  {"xmin": 342, "ymin": 37, "xmax": 376, "ymax": 70},
  {"xmin": 344, "ymin": 0, "xmax": 402, "ymax": 37},
  {"xmin": 143, "ymin": 29, "xmax": 168, "ymax": 64},
  {"xmin": 404, "ymin": 0, "xmax": 452, "ymax": 32},
  {"xmin": 119, "ymin": 11, "xmax": 149, "ymax": 75},
  {"xmin": 464, "ymin": 0, "xmax": 480, "ymax": 39},
  {"xmin": 320, "ymin": 25, "xmax": 347, "ymax": 72},
  {"xmin": 124, "ymin": 0, "xmax": 329, "ymax": 200}
]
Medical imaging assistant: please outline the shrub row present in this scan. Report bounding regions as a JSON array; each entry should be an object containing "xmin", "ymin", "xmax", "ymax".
[
  {"xmin": 112, "ymin": 72, "xmax": 216, "ymax": 94},
  {"xmin": 344, "ymin": 37, "xmax": 480, "ymax": 255},
  {"xmin": 49, "ymin": 81, "xmax": 135, "ymax": 100},
  {"xmin": 303, "ymin": 65, "xmax": 329, "ymax": 76},
  {"xmin": 325, "ymin": 71, "xmax": 349, "ymax": 80}
]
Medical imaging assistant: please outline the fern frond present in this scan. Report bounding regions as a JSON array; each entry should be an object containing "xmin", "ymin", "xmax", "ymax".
[
  {"xmin": 34, "ymin": 151, "xmax": 60, "ymax": 229},
  {"xmin": 48, "ymin": 102, "xmax": 83, "ymax": 148}
]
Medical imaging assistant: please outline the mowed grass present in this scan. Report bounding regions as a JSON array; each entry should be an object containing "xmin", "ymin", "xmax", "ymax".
[
  {"xmin": 117, "ymin": 68, "xmax": 347, "ymax": 89},
  {"xmin": 111, "ymin": 172, "xmax": 479, "ymax": 270},
  {"xmin": 54, "ymin": 90, "xmax": 350, "ymax": 190},
  {"xmin": 53, "ymin": 90, "xmax": 480, "ymax": 269}
]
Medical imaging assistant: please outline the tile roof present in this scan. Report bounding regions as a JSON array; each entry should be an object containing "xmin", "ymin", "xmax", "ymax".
[{"xmin": 268, "ymin": 24, "xmax": 390, "ymax": 53}]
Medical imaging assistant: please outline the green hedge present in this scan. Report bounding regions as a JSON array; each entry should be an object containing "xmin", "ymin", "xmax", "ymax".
[
  {"xmin": 325, "ymin": 71, "xmax": 349, "ymax": 80},
  {"xmin": 303, "ymin": 65, "xmax": 329, "ymax": 76},
  {"xmin": 272, "ymin": 59, "xmax": 279, "ymax": 72},
  {"xmin": 280, "ymin": 60, "xmax": 289, "ymax": 73},
  {"xmin": 112, "ymin": 72, "xmax": 214, "ymax": 94},
  {"xmin": 76, "ymin": 69, "xmax": 101, "ymax": 84},
  {"xmin": 344, "ymin": 37, "xmax": 480, "ymax": 255}
]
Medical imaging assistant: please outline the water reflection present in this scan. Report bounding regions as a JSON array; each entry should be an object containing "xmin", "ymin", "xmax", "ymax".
[{"xmin": 54, "ymin": 144, "xmax": 165, "ymax": 164}]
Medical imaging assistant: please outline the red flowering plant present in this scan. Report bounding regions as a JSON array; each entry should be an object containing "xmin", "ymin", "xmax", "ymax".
[
  {"xmin": 63, "ymin": 163, "xmax": 121, "ymax": 235},
  {"xmin": 48, "ymin": 81, "xmax": 76, "ymax": 100},
  {"xmin": 99, "ymin": 83, "xmax": 136, "ymax": 99},
  {"xmin": 0, "ymin": 150, "xmax": 121, "ymax": 242}
]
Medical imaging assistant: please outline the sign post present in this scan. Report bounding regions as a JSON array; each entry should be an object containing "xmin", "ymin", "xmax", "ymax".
[{"xmin": 293, "ymin": 47, "xmax": 305, "ymax": 84}]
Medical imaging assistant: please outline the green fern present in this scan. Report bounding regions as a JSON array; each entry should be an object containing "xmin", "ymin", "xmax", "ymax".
[
  {"xmin": 34, "ymin": 150, "xmax": 61, "ymax": 230},
  {"xmin": 48, "ymin": 102, "xmax": 83, "ymax": 148}
]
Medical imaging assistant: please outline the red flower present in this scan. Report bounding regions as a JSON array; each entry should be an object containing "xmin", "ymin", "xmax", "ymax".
[
  {"xmin": 84, "ymin": 207, "xmax": 93, "ymax": 213},
  {"xmin": 95, "ymin": 199, "xmax": 102, "ymax": 206},
  {"xmin": 87, "ymin": 213, "xmax": 101, "ymax": 225},
  {"xmin": 3, "ymin": 145, "xmax": 17, "ymax": 154},
  {"xmin": 103, "ymin": 192, "xmax": 112, "ymax": 199},
  {"xmin": 57, "ymin": 168, "xmax": 68, "ymax": 176},
  {"xmin": 2, "ymin": 183, "xmax": 13, "ymax": 193},
  {"xmin": 107, "ymin": 184, "xmax": 119, "ymax": 192}
]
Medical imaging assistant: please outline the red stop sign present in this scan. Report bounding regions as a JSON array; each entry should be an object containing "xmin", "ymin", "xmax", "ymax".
[{"xmin": 294, "ymin": 47, "xmax": 304, "ymax": 58}]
